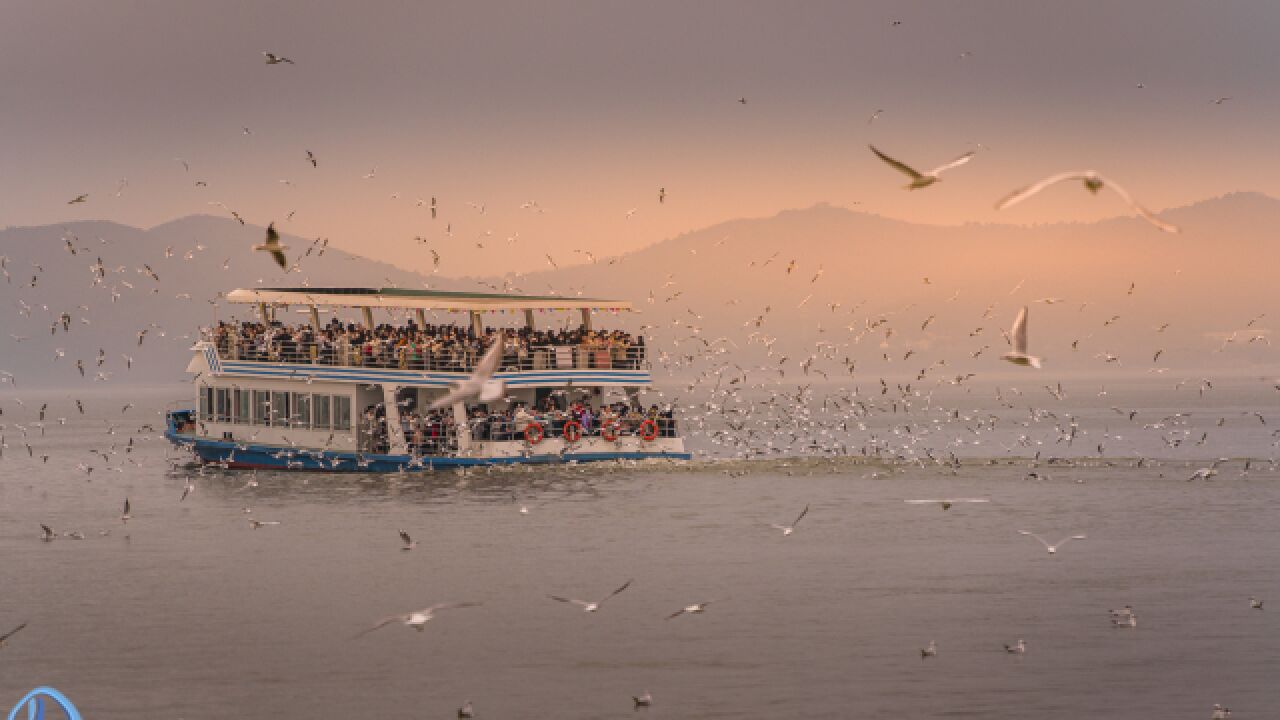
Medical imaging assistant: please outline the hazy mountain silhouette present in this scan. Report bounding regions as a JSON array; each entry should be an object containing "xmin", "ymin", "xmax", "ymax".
[{"xmin": 1, "ymin": 194, "xmax": 1277, "ymax": 389}]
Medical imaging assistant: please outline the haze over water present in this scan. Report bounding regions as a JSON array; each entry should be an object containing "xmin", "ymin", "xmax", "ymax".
[{"xmin": 1, "ymin": 386, "xmax": 1277, "ymax": 719}]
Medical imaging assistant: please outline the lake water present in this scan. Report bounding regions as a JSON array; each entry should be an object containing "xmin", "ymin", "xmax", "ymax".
[{"xmin": 1, "ymin": 384, "xmax": 1276, "ymax": 719}]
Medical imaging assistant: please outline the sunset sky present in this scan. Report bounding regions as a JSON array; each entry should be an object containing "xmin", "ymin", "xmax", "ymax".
[{"xmin": 4, "ymin": 1, "xmax": 1279, "ymax": 277}]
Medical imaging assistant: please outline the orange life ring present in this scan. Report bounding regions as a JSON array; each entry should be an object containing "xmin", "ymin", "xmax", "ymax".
[
  {"xmin": 639, "ymin": 419, "xmax": 659, "ymax": 442},
  {"xmin": 600, "ymin": 422, "xmax": 620, "ymax": 442},
  {"xmin": 563, "ymin": 420, "xmax": 582, "ymax": 443},
  {"xmin": 524, "ymin": 422, "xmax": 544, "ymax": 445}
]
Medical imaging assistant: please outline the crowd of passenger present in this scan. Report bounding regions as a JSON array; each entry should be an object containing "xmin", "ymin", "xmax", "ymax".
[
  {"xmin": 362, "ymin": 397, "xmax": 677, "ymax": 454},
  {"xmin": 208, "ymin": 319, "xmax": 645, "ymax": 371}
]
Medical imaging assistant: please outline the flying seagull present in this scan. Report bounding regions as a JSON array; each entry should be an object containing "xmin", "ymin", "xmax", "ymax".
[
  {"xmin": 427, "ymin": 334, "xmax": 506, "ymax": 410},
  {"xmin": 548, "ymin": 579, "xmax": 633, "ymax": 612},
  {"xmin": 1001, "ymin": 306, "xmax": 1042, "ymax": 368},
  {"xmin": 1018, "ymin": 530, "xmax": 1086, "ymax": 555},
  {"xmin": 905, "ymin": 498, "xmax": 990, "ymax": 511},
  {"xmin": 121, "ymin": 497, "xmax": 131, "ymax": 523},
  {"xmin": 633, "ymin": 691, "xmax": 653, "ymax": 708},
  {"xmin": 40, "ymin": 524, "xmax": 55, "ymax": 542},
  {"xmin": 770, "ymin": 504, "xmax": 809, "ymax": 536},
  {"xmin": 921, "ymin": 640, "xmax": 937, "ymax": 658},
  {"xmin": 262, "ymin": 51, "xmax": 294, "ymax": 65},
  {"xmin": 254, "ymin": 222, "xmax": 288, "ymax": 270},
  {"xmin": 399, "ymin": 530, "xmax": 416, "ymax": 551},
  {"xmin": 354, "ymin": 602, "xmax": 482, "ymax": 638},
  {"xmin": 666, "ymin": 601, "xmax": 712, "ymax": 620},
  {"xmin": 869, "ymin": 144, "xmax": 974, "ymax": 190},
  {"xmin": 68, "ymin": 194, "xmax": 88, "ymax": 204},
  {"xmin": 995, "ymin": 171, "xmax": 1179, "ymax": 233},
  {"xmin": 457, "ymin": 701, "xmax": 474, "ymax": 718},
  {"xmin": 1004, "ymin": 638, "xmax": 1027, "ymax": 654}
]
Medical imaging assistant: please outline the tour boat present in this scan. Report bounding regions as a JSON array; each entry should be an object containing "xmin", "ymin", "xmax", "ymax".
[{"xmin": 164, "ymin": 287, "xmax": 690, "ymax": 470}]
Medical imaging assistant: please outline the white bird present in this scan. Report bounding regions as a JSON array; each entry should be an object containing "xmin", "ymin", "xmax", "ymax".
[
  {"xmin": 1189, "ymin": 458, "xmax": 1228, "ymax": 481},
  {"xmin": 869, "ymin": 145, "xmax": 974, "ymax": 190},
  {"xmin": 40, "ymin": 524, "xmax": 55, "ymax": 542},
  {"xmin": 253, "ymin": 223, "xmax": 288, "ymax": 270},
  {"xmin": 1019, "ymin": 531, "xmax": 1086, "ymax": 555},
  {"xmin": 121, "ymin": 497, "xmax": 131, "ymax": 523},
  {"xmin": 905, "ymin": 498, "xmax": 989, "ymax": 511},
  {"xmin": 1109, "ymin": 605, "xmax": 1134, "ymax": 618},
  {"xmin": 399, "ymin": 530, "xmax": 416, "ymax": 551},
  {"xmin": 457, "ymin": 700, "xmax": 474, "ymax": 718},
  {"xmin": 995, "ymin": 171, "xmax": 1179, "ymax": 234},
  {"xmin": 666, "ymin": 601, "xmax": 712, "ymax": 620},
  {"xmin": 1001, "ymin": 306, "xmax": 1042, "ymax": 368},
  {"xmin": 354, "ymin": 602, "xmax": 482, "ymax": 637},
  {"xmin": 1249, "ymin": 596, "xmax": 1263, "ymax": 609},
  {"xmin": 1111, "ymin": 615, "xmax": 1137, "ymax": 628},
  {"xmin": 1211, "ymin": 703, "xmax": 1232, "ymax": 719},
  {"xmin": 632, "ymin": 691, "xmax": 652, "ymax": 708},
  {"xmin": 921, "ymin": 640, "xmax": 937, "ymax": 658},
  {"xmin": 548, "ymin": 579, "xmax": 633, "ymax": 612},
  {"xmin": 1004, "ymin": 638, "xmax": 1027, "ymax": 654},
  {"xmin": 249, "ymin": 519, "xmax": 281, "ymax": 529},
  {"xmin": 770, "ymin": 504, "xmax": 809, "ymax": 536},
  {"xmin": 262, "ymin": 51, "xmax": 294, "ymax": 65},
  {"xmin": 427, "ymin": 335, "xmax": 506, "ymax": 411}
]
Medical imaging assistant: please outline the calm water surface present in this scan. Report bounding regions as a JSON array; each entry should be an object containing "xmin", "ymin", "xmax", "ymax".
[{"xmin": 1, "ymin": 388, "xmax": 1277, "ymax": 719}]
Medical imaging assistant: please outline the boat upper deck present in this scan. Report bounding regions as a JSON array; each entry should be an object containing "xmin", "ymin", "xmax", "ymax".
[{"xmin": 201, "ymin": 286, "xmax": 649, "ymax": 381}]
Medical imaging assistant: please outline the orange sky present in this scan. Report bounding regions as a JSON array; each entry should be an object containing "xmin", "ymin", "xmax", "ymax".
[{"xmin": 4, "ymin": 2, "xmax": 1279, "ymax": 277}]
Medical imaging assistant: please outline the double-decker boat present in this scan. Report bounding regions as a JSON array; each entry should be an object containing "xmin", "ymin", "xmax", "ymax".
[{"xmin": 165, "ymin": 287, "xmax": 690, "ymax": 470}]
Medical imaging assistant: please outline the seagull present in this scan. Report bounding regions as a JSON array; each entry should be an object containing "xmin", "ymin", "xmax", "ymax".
[
  {"xmin": 0, "ymin": 622, "xmax": 27, "ymax": 649},
  {"xmin": 1111, "ymin": 615, "xmax": 1137, "ymax": 628},
  {"xmin": 121, "ymin": 497, "xmax": 131, "ymax": 523},
  {"xmin": 399, "ymin": 530, "xmax": 417, "ymax": 551},
  {"xmin": 306, "ymin": 150, "xmax": 317, "ymax": 168},
  {"xmin": 354, "ymin": 602, "xmax": 482, "ymax": 637},
  {"xmin": 262, "ymin": 51, "xmax": 294, "ymax": 64},
  {"xmin": 1019, "ymin": 531, "xmax": 1086, "ymax": 555},
  {"xmin": 548, "ymin": 579, "xmax": 633, "ymax": 612},
  {"xmin": 1001, "ymin": 306, "xmax": 1042, "ymax": 368},
  {"xmin": 40, "ymin": 524, "xmax": 55, "ymax": 542},
  {"xmin": 995, "ymin": 171, "xmax": 1179, "ymax": 233},
  {"xmin": 666, "ymin": 601, "xmax": 712, "ymax": 620},
  {"xmin": 633, "ymin": 691, "xmax": 652, "ymax": 708},
  {"xmin": 1250, "ymin": 596, "xmax": 1263, "ymax": 609},
  {"xmin": 770, "ymin": 504, "xmax": 809, "ymax": 536},
  {"xmin": 869, "ymin": 145, "xmax": 974, "ymax": 190},
  {"xmin": 253, "ymin": 222, "xmax": 288, "ymax": 270},
  {"xmin": 921, "ymin": 640, "xmax": 937, "ymax": 658},
  {"xmin": 1189, "ymin": 459, "xmax": 1227, "ymax": 481},
  {"xmin": 249, "ymin": 520, "xmax": 281, "ymax": 529},
  {"xmin": 68, "ymin": 194, "xmax": 88, "ymax": 204},
  {"xmin": 427, "ymin": 334, "xmax": 506, "ymax": 410},
  {"xmin": 905, "ymin": 498, "xmax": 989, "ymax": 511},
  {"xmin": 1004, "ymin": 638, "xmax": 1027, "ymax": 654},
  {"xmin": 1211, "ymin": 704, "xmax": 1232, "ymax": 719},
  {"xmin": 457, "ymin": 701, "xmax": 474, "ymax": 718}
]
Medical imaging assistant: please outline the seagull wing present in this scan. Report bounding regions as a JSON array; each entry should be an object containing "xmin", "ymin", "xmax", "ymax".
[
  {"xmin": 0, "ymin": 622, "xmax": 27, "ymax": 643},
  {"xmin": 869, "ymin": 145, "xmax": 923, "ymax": 180},
  {"xmin": 40, "ymin": 523, "xmax": 54, "ymax": 538},
  {"xmin": 548, "ymin": 594, "xmax": 592, "ymax": 608},
  {"xmin": 601, "ymin": 579, "xmax": 634, "ymax": 603},
  {"xmin": 927, "ymin": 151, "xmax": 975, "ymax": 177},
  {"xmin": 665, "ymin": 609, "xmax": 687, "ymax": 620},
  {"xmin": 1098, "ymin": 176, "xmax": 1180, "ymax": 233},
  {"xmin": 1056, "ymin": 534, "xmax": 1086, "ymax": 547},
  {"xmin": 473, "ymin": 336, "xmax": 505, "ymax": 379},
  {"xmin": 270, "ymin": 249, "xmax": 287, "ymax": 270},
  {"xmin": 994, "ymin": 171, "xmax": 1090, "ymax": 210},
  {"xmin": 1010, "ymin": 307, "xmax": 1029, "ymax": 354},
  {"xmin": 1019, "ymin": 530, "xmax": 1052, "ymax": 548},
  {"xmin": 352, "ymin": 614, "xmax": 405, "ymax": 639},
  {"xmin": 792, "ymin": 504, "xmax": 810, "ymax": 527},
  {"xmin": 427, "ymin": 383, "xmax": 471, "ymax": 411},
  {"xmin": 399, "ymin": 530, "xmax": 412, "ymax": 546}
]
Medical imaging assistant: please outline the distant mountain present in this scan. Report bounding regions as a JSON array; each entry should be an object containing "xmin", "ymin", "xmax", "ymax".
[{"xmin": 1, "ymin": 194, "xmax": 1277, "ymax": 389}]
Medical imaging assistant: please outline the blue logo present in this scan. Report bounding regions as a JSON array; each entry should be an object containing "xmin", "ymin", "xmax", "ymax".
[{"xmin": 7, "ymin": 687, "xmax": 81, "ymax": 720}]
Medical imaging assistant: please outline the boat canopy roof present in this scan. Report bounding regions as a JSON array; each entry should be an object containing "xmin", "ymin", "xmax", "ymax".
[{"xmin": 225, "ymin": 287, "xmax": 633, "ymax": 312}]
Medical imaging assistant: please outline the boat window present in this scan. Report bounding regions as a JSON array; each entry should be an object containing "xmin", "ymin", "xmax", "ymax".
[
  {"xmin": 214, "ymin": 388, "xmax": 231, "ymax": 423},
  {"xmin": 198, "ymin": 385, "xmax": 212, "ymax": 421},
  {"xmin": 253, "ymin": 390, "xmax": 271, "ymax": 426},
  {"xmin": 235, "ymin": 389, "xmax": 251, "ymax": 424},
  {"xmin": 313, "ymin": 394, "xmax": 331, "ymax": 430},
  {"xmin": 271, "ymin": 392, "xmax": 289, "ymax": 427},
  {"xmin": 293, "ymin": 393, "xmax": 311, "ymax": 429},
  {"xmin": 333, "ymin": 395, "xmax": 352, "ymax": 431}
]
